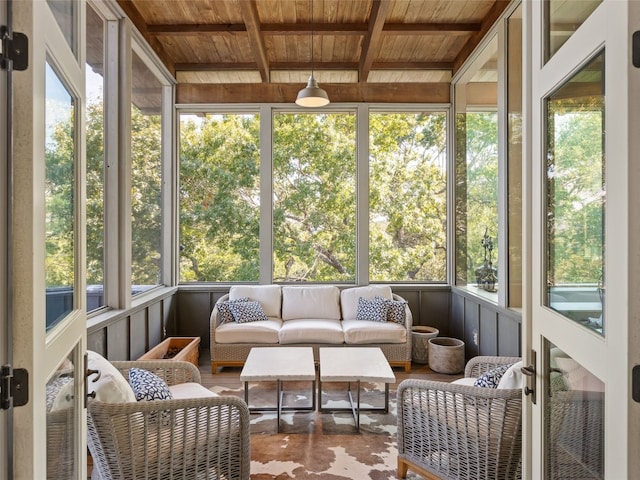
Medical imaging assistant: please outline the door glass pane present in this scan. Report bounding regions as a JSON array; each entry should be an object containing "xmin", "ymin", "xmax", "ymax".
[
  {"xmin": 546, "ymin": 342, "xmax": 604, "ymax": 479},
  {"xmin": 545, "ymin": 0, "xmax": 601, "ymax": 62},
  {"xmin": 545, "ymin": 52, "xmax": 605, "ymax": 335},
  {"xmin": 369, "ymin": 111, "xmax": 447, "ymax": 282},
  {"xmin": 179, "ymin": 112, "xmax": 260, "ymax": 282},
  {"xmin": 273, "ymin": 112, "xmax": 356, "ymax": 282},
  {"xmin": 45, "ymin": 62, "xmax": 75, "ymax": 330},
  {"xmin": 47, "ymin": 0, "xmax": 77, "ymax": 56},
  {"xmin": 86, "ymin": 4, "xmax": 105, "ymax": 311},
  {"xmin": 46, "ymin": 351, "xmax": 77, "ymax": 479},
  {"xmin": 454, "ymin": 35, "xmax": 499, "ymax": 298},
  {"xmin": 131, "ymin": 51, "xmax": 163, "ymax": 294}
]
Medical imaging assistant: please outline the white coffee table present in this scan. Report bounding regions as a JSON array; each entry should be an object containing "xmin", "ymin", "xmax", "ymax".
[
  {"xmin": 318, "ymin": 347, "xmax": 396, "ymax": 431},
  {"xmin": 240, "ymin": 347, "xmax": 316, "ymax": 432}
]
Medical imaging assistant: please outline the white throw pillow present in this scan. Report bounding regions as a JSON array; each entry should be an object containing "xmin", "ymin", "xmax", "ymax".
[
  {"xmin": 340, "ymin": 285, "xmax": 393, "ymax": 321},
  {"xmin": 281, "ymin": 286, "xmax": 341, "ymax": 321},
  {"xmin": 87, "ymin": 350, "xmax": 136, "ymax": 403},
  {"xmin": 497, "ymin": 361, "xmax": 524, "ymax": 389},
  {"xmin": 229, "ymin": 285, "xmax": 282, "ymax": 318}
]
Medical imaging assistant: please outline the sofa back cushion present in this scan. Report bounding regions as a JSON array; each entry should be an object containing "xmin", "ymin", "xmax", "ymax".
[
  {"xmin": 340, "ymin": 285, "xmax": 393, "ymax": 321},
  {"xmin": 229, "ymin": 285, "xmax": 282, "ymax": 318},
  {"xmin": 282, "ymin": 286, "xmax": 341, "ymax": 321}
]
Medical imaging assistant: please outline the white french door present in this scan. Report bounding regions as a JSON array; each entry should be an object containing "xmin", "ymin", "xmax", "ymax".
[
  {"xmin": 11, "ymin": 0, "xmax": 87, "ymax": 478},
  {"xmin": 524, "ymin": 1, "xmax": 640, "ymax": 478}
]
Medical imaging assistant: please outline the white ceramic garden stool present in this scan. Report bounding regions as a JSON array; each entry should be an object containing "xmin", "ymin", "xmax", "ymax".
[{"xmin": 411, "ymin": 326, "xmax": 439, "ymax": 364}]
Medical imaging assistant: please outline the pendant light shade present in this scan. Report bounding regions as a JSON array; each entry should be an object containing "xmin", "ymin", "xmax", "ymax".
[
  {"xmin": 295, "ymin": 74, "xmax": 330, "ymax": 107},
  {"xmin": 296, "ymin": 0, "xmax": 329, "ymax": 107}
]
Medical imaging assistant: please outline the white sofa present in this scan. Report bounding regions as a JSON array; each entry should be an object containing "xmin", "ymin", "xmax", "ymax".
[{"xmin": 210, "ymin": 285, "xmax": 413, "ymax": 373}]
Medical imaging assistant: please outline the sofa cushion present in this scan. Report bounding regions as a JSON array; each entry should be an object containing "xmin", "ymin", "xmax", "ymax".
[
  {"xmin": 169, "ymin": 382, "xmax": 219, "ymax": 399},
  {"xmin": 497, "ymin": 361, "xmax": 524, "ymax": 389},
  {"xmin": 229, "ymin": 300, "xmax": 269, "ymax": 323},
  {"xmin": 282, "ymin": 286, "xmax": 341, "ymax": 321},
  {"xmin": 341, "ymin": 285, "xmax": 393, "ymax": 321},
  {"xmin": 129, "ymin": 367, "xmax": 174, "ymax": 401},
  {"xmin": 356, "ymin": 296, "xmax": 388, "ymax": 322},
  {"xmin": 215, "ymin": 318, "xmax": 282, "ymax": 344},
  {"xmin": 376, "ymin": 295, "xmax": 407, "ymax": 324},
  {"xmin": 229, "ymin": 285, "xmax": 282, "ymax": 318},
  {"xmin": 278, "ymin": 319, "xmax": 344, "ymax": 344},
  {"xmin": 474, "ymin": 363, "xmax": 512, "ymax": 388},
  {"xmin": 342, "ymin": 319, "xmax": 407, "ymax": 344}
]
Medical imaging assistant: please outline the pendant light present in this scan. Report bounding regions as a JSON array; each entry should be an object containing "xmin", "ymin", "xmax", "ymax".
[{"xmin": 295, "ymin": 0, "xmax": 330, "ymax": 107}]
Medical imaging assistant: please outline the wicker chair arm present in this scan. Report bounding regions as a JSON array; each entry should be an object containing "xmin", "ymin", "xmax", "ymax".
[
  {"xmin": 88, "ymin": 395, "xmax": 251, "ymax": 480},
  {"xmin": 111, "ymin": 360, "xmax": 202, "ymax": 386},
  {"xmin": 464, "ymin": 355, "xmax": 521, "ymax": 378}
]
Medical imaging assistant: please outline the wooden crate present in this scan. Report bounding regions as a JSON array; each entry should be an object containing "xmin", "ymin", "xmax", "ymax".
[{"xmin": 138, "ymin": 337, "xmax": 200, "ymax": 367}]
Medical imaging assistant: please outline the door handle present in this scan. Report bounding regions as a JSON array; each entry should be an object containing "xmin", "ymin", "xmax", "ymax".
[{"xmin": 521, "ymin": 350, "xmax": 536, "ymax": 404}]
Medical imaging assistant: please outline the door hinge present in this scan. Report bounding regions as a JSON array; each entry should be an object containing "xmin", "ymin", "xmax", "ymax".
[
  {"xmin": 1, "ymin": 365, "xmax": 29, "ymax": 409},
  {"xmin": 1, "ymin": 26, "xmax": 29, "ymax": 71}
]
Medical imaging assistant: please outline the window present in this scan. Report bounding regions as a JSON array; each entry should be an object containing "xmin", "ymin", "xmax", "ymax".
[
  {"xmin": 85, "ymin": 3, "xmax": 105, "ymax": 311},
  {"xmin": 130, "ymin": 51, "xmax": 163, "ymax": 294},
  {"xmin": 544, "ymin": 0, "xmax": 601, "ymax": 62},
  {"xmin": 45, "ymin": 61, "xmax": 76, "ymax": 330},
  {"xmin": 545, "ymin": 52, "xmax": 605, "ymax": 335},
  {"xmin": 272, "ymin": 112, "xmax": 356, "ymax": 282},
  {"xmin": 369, "ymin": 112, "xmax": 447, "ymax": 282},
  {"xmin": 455, "ymin": 36, "xmax": 499, "ymax": 296},
  {"xmin": 179, "ymin": 113, "xmax": 261, "ymax": 282}
]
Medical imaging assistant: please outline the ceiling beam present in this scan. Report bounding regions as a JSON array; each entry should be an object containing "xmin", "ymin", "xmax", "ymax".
[
  {"xmin": 116, "ymin": 0, "xmax": 176, "ymax": 75},
  {"xmin": 174, "ymin": 61, "xmax": 453, "ymax": 72},
  {"xmin": 359, "ymin": 0, "xmax": 392, "ymax": 82},
  {"xmin": 176, "ymin": 82, "xmax": 450, "ymax": 104},
  {"xmin": 453, "ymin": 0, "xmax": 511, "ymax": 73},
  {"xmin": 238, "ymin": 0, "xmax": 270, "ymax": 82},
  {"xmin": 144, "ymin": 22, "xmax": 481, "ymax": 37}
]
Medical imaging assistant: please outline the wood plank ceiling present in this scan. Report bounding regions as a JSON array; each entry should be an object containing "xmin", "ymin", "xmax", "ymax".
[{"xmin": 116, "ymin": 0, "xmax": 510, "ymax": 104}]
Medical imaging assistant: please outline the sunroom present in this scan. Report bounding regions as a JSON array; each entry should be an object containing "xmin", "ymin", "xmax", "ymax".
[{"xmin": 4, "ymin": 0, "xmax": 639, "ymax": 478}]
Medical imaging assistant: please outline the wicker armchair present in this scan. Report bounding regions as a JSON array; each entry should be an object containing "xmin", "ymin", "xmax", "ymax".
[
  {"xmin": 87, "ymin": 360, "xmax": 251, "ymax": 480},
  {"xmin": 397, "ymin": 356, "xmax": 522, "ymax": 480}
]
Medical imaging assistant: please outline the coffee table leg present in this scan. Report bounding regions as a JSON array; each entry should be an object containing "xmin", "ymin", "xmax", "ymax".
[
  {"xmin": 277, "ymin": 379, "xmax": 282, "ymax": 433},
  {"xmin": 244, "ymin": 381, "xmax": 249, "ymax": 405}
]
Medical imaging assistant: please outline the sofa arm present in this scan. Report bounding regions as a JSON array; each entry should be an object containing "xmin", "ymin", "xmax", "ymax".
[
  {"xmin": 210, "ymin": 294, "xmax": 230, "ymax": 346},
  {"xmin": 112, "ymin": 360, "xmax": 202, "ymax": 386}
]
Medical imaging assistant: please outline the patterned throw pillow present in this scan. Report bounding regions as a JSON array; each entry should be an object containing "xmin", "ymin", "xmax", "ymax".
[
  {"xmin": 375, "ymin": 295, "xmax": 407, "ymax": 324},
  {"xmin": 356, "ymin": 296, "xmax": 389, "ymax": 322},
  {"xmin": 473, "ymin": 363, "xmax": 513, "ymax": 388},
  {"xmin": 217, "ymin": 297, "xmax": 250, "ymax": 323},
  {"xmin": 129, "ymin": 367, "xmax": 173, "ymax": 401},
  {"xmin": 229, "ymin": 300, "xmax": 269, "ymax": 323}
]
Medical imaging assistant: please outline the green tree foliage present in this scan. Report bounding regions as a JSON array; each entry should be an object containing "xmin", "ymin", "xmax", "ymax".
[
  {"xmin": 86, "ymin": 101, "xmax": 104, "ymax": 287},
  {"xmin": 272, "ymin": 113, "xmax": 356, "ymax": 282},
  {"xmin": 369, "ymin": 112, "xmax": 447, "ymax": 281},
  {"xmin": 179, "ymin": 114, "xmax": 261, "ymax": 282}
]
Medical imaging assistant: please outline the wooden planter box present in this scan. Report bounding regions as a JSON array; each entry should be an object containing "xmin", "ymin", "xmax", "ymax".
[{"xmin": 138, "ymin": 337, "xmax": 200, "ymax": 367}]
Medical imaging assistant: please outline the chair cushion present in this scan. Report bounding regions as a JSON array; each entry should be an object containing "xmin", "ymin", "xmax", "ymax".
[
  {"xmin": 342, "ymin": 319, "xmax": 407, "ymax": 344},
  {"xmin": 216, "ymin": 297, "xmax": 249, "ymax": 323},
  {"xmin": 229, "ymin": 300, "xmax": 268, "ymax": 323},
  {"xmin": 356, "ymin": 296, "xmax": 388, "ymax": 322},
  {"xmin": 281, "ymin": 286, "xmax": 341, "ymax": 321},
  {"xmin": 377, "ymin": 296, "xmax": 407, "ymax": 324},
  {"xmin": 341, "ymin": 285, "xmax": 393, "ymax": 321},
  {"xmin": 129, "ymin": 368, "xmax": 173, "ymax": 401},
  {"xmin": 215, "ymin": 318, "xmax": 282, "ymax": 344},
  {"xmin": 169, "ymin": 383, "xmax": 219, "ymax": 399},
  {"xmin": 87, "ymin": 350, "xmax": 137, "ymax": 403},
  {"xmin": 229, "ymin": 285, "xmax": 282, "ymax": 318},
  {"xmin": 278, "ymin": 319, "xmax": 344, "ymax": 344}
]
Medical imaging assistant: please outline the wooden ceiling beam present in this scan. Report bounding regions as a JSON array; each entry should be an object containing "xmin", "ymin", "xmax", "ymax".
[
  {"xmin": 359, "ymin": 0, "xmax": 392, "ymax": 82},
  {"xmin": 453, "ymin": 0, "xmax": 511, "ymax": 73},
  {"xmin": 174, "ymin": 61, "xmax": 453, "ymax": 72},
  {"xmin": 383, "ymin": 23, "xmax": 481, "ymax": 34},
  {"xmin": 147, "ymin": 24, "xmax": 246, "ymax": 35},
  {"xmin": 238, "ymin": 0, "xmax": 270, "ymax": 82},
  {"xmin": 176, "ymin": 82, "xmax": 450, "ymax": 104},
  {"xmin": 116, "ymin": 0, "xmax": 176, "ymax": 75}
]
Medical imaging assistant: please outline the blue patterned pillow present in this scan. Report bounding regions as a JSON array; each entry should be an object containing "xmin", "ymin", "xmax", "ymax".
[
  {"xmin": 375, "ymin": 295, "xmax": 407, "ymax": 324},
  {"xmin": 129, "ymin": 368, "xmax": 173, "ymax": 401},
  {"xmin": 473, "ymin": 364, "xmax": 513, "ymax": 388},
  {"xmin": 217, "ymin": 297, "xmax": 250, "ymax": 323},
  {"xmin": 229, "ymin": 300, "xmax": 268, "ymax": 323},
  {"xmin": 356, "ymin": 296, "xmax": 389, "ymax": 322}
]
